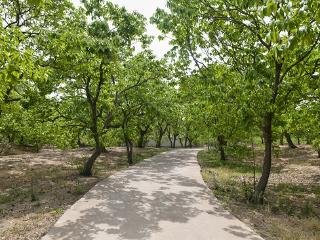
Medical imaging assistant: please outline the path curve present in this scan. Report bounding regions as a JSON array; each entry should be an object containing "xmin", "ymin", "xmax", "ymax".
[{"xmin": 42, "ymin": 149, "xmax": 263, "ymax": 240}]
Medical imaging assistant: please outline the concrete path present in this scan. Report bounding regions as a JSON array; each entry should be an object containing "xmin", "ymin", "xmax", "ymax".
[{"xmin": 42, "ymin": 149, "xmax": 263, "ymax": 240}]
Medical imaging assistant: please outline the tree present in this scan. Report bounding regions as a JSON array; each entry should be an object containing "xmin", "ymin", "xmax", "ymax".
[
  {"xmin": 42, "ymin": 0, "xmax": 147, "ymax": 175},
  {"xmin": 153, "ymin": 0, "xmax": 320, "ymax": 202}
]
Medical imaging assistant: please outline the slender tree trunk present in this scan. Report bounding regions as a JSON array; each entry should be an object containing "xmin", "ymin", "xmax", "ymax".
[
  {"xmin": 167, "ymin": 130, "xmax": 173, "ymax": 148},
  {"xmin": 137, "ymin": 131, "xmax": 146, "ymax": 148},
  {"xmin": 156, "ymin": 134, "xmax": 163, "ymax": 148},
  {"xmin": 184, "ymin": 137, "xmax": 188, "ymax": 148},
  {"xmin": 217, "ymin": 135, "xmax": 226, "ymax": 161},
  {"xmin": 179, "ymin": 138, "xmax": 184, "ymax": 147},
  {"xmin": 125, "ymin": 137, "xmax": 133, "ymax": 165},
  {"xmin": 137, "ymin": 126, "xmax": 149, "ymax": 148},
  {"xmin": 297, "ymin": 137, "xmax": 300, "ymax": 145},
  {"xmin": 317, "ymin": 149, "xmax": 320, "ymax": 158},
  {"xmin": 173, "ymin": 134, "xmax": 178, "ymax": 148},
  {"xmin": 252, "ymin": 113, "xmax": 272, "ymax": 203},
  {"xmin": 284, "ymin": 131, "xmax": 297, "ymax": 148}
]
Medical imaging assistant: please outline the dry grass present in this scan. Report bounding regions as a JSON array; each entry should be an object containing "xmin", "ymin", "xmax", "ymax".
[
  {"xmin": 198, "ymin": 145, "xmax": 320, "ymax": 240},
  {"xmin": 0, "ymin": 146, "xmax": 169, "ymax": 240}
]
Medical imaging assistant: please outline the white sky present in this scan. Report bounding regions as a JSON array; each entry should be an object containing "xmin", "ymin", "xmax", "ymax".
[{"xmin": 72, "ymin": 0, "xmax": 171, "ymax": 58}]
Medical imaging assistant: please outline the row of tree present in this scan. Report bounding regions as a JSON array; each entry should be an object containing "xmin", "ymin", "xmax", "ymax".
[
  {"xmin": 0, "ymin": 0, "xmax": 201, "ymax": 176},
  {"xmin": 1, "ymin": 0, "xmax": 319, "ymax": 203},
  {"xmin": 152, "ymin": 0, "xmax": 320, "ymax": 202}
]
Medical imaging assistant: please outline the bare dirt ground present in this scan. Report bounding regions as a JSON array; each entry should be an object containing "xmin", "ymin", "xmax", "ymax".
[
  {"xmin": 198, "ymin": 144, "xmax": 320, "ymax": 240},
  {"xmin": 0, "ymin": 146, "xmax": 168, "ymax": 240}
]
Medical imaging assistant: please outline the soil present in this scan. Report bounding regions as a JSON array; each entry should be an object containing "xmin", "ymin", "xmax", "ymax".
[{"xmin": 0, "ymin": 146, "xmax": 166, "ymax": 240}]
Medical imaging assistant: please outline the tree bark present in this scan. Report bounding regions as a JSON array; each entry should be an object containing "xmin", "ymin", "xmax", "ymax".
[
  {"xmin": 125, "ymin": 136, "xmax": 133, "ymax": 165},
  {"xmin": 173, "ymin": 134, "xmax": 178, "ymax": 148},
  {"xmin": 252, "ymin": 113, "xmax": 272, "ymax": 203},
  {"xmin": 156, "ymin": 135, "xmax": 162, "ymax": 148},
  {"xmin": 156, "ymin": 123, "xmax": 168, "ymax": 148},
  {"xmin": 217, "ymin": 135, "xmax": 226, "ymax": 161},
  {"xmin": 184, "ymin": 137, "xmax": 188, "ymax": 148},
  {"xmin": 82, "ymin": 146, "xmax": 101, "ymax": 176},
  {"xmin": 284, "ymin": 131, "xmax": 297, "ymax": 148},
  {"xmin": 167, "ymin": 130, "xmax": 173, "ymax": 148},
  {"xmin": 188, "ymin": 138, "xmax": 192, "ymax": 148},
  {"xmin": 179, "ymin": 138, "xmax": 184, "ymax": 147}
]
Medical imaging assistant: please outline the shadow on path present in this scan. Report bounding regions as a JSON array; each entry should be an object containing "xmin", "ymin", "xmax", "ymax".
[{"xmin": 43, "ymin": 149, "xmax": 263, "ymax": 240}]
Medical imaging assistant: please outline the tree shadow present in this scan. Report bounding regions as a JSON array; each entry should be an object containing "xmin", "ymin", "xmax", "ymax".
[{"xmin": 43, "ymin": 149, "xmax": 262, "ymax": 240}]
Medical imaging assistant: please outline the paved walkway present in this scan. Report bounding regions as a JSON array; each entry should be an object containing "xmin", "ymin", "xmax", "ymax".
[{"xmin": 42, "ymin": 149, "xmax": 263, "ymax": 240}]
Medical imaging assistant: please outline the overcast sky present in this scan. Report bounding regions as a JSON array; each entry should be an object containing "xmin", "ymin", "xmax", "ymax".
[{"xmin": 72, "ymin": 0, "xmax": 171, "ymax": 58}]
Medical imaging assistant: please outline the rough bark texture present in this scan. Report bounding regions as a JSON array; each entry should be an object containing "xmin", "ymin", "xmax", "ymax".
[
  {"xmin": 82, "ymin": 147, "xmax": 101, "ymax": 176},
  {"xmin": 284, "ymin": 131, "xmax": 298, "ymax": 149},
  {"xmin": 253, "ymin": 113, "xmax": 273, "ymax": 203}
]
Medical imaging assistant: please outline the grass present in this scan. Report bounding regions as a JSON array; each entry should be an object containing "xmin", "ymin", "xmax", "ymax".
[{"xmin": 198, "ymin": 146, "xmax": 320, "ymax": 240}]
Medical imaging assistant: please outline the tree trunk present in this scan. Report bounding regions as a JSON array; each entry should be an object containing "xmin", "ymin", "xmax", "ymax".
[
  {"xmin": 137, "ymin": 135, "xmax": 144, "ymax": 148},
  {"xmin": 82, "ymin": 146, "xmax": 101, "ymax": 176},
  {"xmin": 137, "ymin": 130, "xmax": 146, "ymax": 148},
  {"xmin": 173, "ymin": 134, "xmax": 178, "ymax": 148},
  {"xmin": 317, "ymin": 149, "xmax": 320, "ymax": 158},
  {"xmin": 252, "ymin": 113, "xmax": 272, "ymax": 203},
  {"xmin": 184, "ymin": 137, "xmax": 188, "ymax": 148},
  {"xmin": 167, "ymin": 131, "xmax": 173, "ymax": 148},
  {"xmin": 179, "ymin": 138, "xmax": 184, "ymax": 147},
  {"xmin": 284, "ymin": 131, "xmax": 297, "ymax": 149},
  {"xmin": 297, "ymin": 137, "xmax": 300, "ymax": 145},
  {"xmin": 125, "ymin": 137, "xmax": 133, "ymax": 165},
  {"xmin": 217, "ymin": 135, "xmax": 226, "ymax": 161},
  {"xmin": 156, "ymin": 135, "xmax": 162, "ymax": 148},
  {"xmin": 137, "ymin": 126, "xmax": 149, "ymax": 148}
]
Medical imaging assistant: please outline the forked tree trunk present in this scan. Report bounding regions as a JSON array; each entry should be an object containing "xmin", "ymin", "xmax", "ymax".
[
  {"xmin": 173, "ymin": 134, "xmax": 178, "ymax": 148},
  {"xmin": 284, "ymin": 131, "xmax": 297, "ymax": 149},
  {"xmin": 252, "ymin": 113, "xmax": 272, "ymax": 203},
  {"xmin": 179, "ymin": 138, "xmax": 184, "ymax": 147}
]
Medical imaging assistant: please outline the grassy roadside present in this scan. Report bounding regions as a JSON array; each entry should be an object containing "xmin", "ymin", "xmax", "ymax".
[
  {"xmin": 0, "ymin": 147, "xmax": 169, "ymax": 240},
  {"xmin": 198, "ymin": 146, "xmax": 320, "ymax": 240}
]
